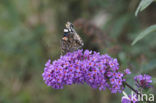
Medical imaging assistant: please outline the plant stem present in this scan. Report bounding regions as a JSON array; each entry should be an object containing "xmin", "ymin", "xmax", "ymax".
[
  {"xmin": 123, "ymin": 81, "xmax": 139, "ymax": 94},
  {"xmin": 123, "ymin": 81, "xmax": 150, "ymax": 103}
]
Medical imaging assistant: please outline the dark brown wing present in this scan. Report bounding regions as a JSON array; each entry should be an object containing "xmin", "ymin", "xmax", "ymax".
[{"xmin": 61, "ymin": 33, "xmax": 83, "ymax": 55}]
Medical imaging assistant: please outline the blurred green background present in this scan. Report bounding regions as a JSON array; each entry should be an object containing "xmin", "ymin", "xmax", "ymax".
[{"xmin": 0, "ymin": 0, "xmax": 156, "ymax": 103}]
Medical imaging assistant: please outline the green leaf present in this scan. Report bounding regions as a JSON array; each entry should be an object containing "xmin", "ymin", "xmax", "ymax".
[
  {"xmin": 131, "ymin": 24, "xmax": 156, "ymax": 45},
  {"xmin": 135, "ymin": 0, "xmax": 154, "ymax": 16}
]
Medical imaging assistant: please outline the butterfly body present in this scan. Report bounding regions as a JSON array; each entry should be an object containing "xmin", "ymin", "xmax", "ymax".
[{"xmin": 61, "ymin": 22, "xmax": 84, "ymax": 55}]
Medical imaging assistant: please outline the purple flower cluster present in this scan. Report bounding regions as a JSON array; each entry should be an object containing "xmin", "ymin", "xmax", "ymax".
[
  {"xmin": 42, "ymin": 49, "xmax": 128, "ymax": 93},
  {"xmin": 134, "ymin": 74, "xmax": 152, "ymax": 88}
]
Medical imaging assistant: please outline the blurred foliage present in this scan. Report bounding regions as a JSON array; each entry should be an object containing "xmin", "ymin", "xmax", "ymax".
[
  {"xmin": 0, "ymin": 0, "xmax": 155, "ymax": 103},
  {"xmin": 135, "ymin": 0, "xmax": 155, "ymax": 16},
  {"xmin": 132, "ymin": 0, "xmax": 156, "ymax": 45},
  {"xmin": 132, "ymin": 24, "xmax": 156, "ymax": 45}
]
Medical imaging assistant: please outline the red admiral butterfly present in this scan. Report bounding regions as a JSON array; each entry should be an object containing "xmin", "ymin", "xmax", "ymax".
[{"xmin": 61, "ymin": 22, "xmax": 84, "ymax": 55}]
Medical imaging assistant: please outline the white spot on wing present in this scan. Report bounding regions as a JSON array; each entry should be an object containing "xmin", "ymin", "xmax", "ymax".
[{"xmin": 64, "ymin": 29, "xmax": 69, "ymax": 32}]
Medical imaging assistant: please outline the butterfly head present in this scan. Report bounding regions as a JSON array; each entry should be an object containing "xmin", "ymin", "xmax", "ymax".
[
  {"xmin": 63, "ymin": 22, "xmax": 74, "ymax": 37},
  {"xmin": 66, "ymin": 21, "xmax": 74, "ymax": 29}
]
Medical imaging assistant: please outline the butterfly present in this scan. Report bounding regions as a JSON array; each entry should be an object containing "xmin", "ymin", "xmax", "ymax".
[{"xmin": 61, "ymin": 21, "xmax": 84, "ymax": 55}]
